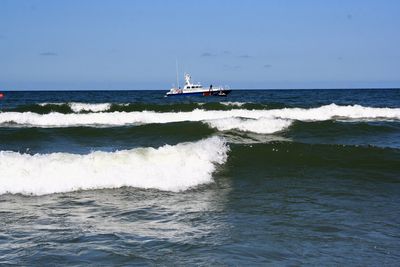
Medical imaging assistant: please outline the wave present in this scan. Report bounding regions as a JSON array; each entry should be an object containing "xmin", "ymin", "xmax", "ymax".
[
  {"xmin": 5, "ymin": 102, "xmax": 274, "ymax": 114},
  {"xmin": 272, "ymin": 104, "xmax": 400, "ymax": 121},
  {"xmin": 206, "ymin": 117, "xmax": 292, "ymax": 134},
  {"xmin": 7, "ymin": 102, "xmax": 114, "ymax": 114},
  {"xmin": 0, "ymin": 109, "xmax": 294, "ymax": 134},
  {"xmin": 108, "ymin": 102, "xmax": 278, "ymax": 112},
  {"xmin": 218, "ymin": 101, "xmax": 287, "ymax": 109},
  {"xmin": 287, "ymin": 120, "xmax": 400, "ymax": 136},
  {"xmin": 225, "ymin": 142, "xmax": 400, "ymax": 181},
  {"xmin": 0, "ymin": 136, "xmax": 228, "ymax": 195},
  {"xmin": 1, "ymin": 104, "xmax": 399, "ymax": 134},
  {"xmin": 39, "ymin": 102, "xmax": 113, "ymax": 112},
  {"xmin": 9, "ymin": 103, "xmax": 74, "ymax": 114},
  {"xmin": 0, "ymin": 122, "xmax": 215, "ymax": 154},
  {"xmin": 220, "ymin": 101, "xmax": 245, "ymax": 107},
  {"xmin": 69, "ymin": 103, "xmax": 112, "ymax": 112}
]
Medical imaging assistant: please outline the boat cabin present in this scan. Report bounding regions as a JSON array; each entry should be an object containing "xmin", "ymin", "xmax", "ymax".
[{"xmin": 183, "ymin": 74, "xmax": 203, "ymax": 90}]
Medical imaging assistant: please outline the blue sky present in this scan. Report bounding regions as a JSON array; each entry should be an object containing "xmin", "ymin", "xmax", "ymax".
[{"xmin": 0, "ymin": 0, "xmax": 399, "ymax": 90}]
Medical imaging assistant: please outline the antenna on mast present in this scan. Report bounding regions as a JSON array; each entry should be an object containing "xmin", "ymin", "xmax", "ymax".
[{"xmin": 175, "ymin": 59, "xmax": 180, "ymax": 89}]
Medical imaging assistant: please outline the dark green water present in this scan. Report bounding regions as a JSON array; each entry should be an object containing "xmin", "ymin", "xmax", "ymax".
[{"xmin": 0, "ymin": 89, "xmax": 399, "ymax": 265}]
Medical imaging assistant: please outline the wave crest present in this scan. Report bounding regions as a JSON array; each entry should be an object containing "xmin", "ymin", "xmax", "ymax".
[
  {"xmin": 39, "ymin": 102, "xmax": 112, "ymax": 112},
  {"xmin": 206, "ymin": 117, "xmax": 292, "ymax": 134},
  {"xmin": 1, "ymin": 104, "xmax": 399, "ymax": 134},
  {"xmin": 0, "ymin": 137, "xmax": 228, "ymax": 195}
]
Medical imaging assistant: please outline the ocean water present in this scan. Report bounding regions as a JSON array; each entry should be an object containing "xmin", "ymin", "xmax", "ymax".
[{"xmin": 0, "ymin": 89, "xmax": 399, "ymax": 265}]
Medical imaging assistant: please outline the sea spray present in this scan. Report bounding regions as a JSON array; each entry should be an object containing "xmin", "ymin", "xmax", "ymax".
[
  {"xmin": 206, "ymin": 117, "xmax": 292, "ymax": 134},
  {"xmin": 0, "ymin": 136, "xmax": 228, "ymax": 195}
]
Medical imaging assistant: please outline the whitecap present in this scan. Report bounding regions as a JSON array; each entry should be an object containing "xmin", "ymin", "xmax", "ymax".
[
  {"xmin": 0, "ymin": 137, "xmax": 228, "ymax": 195},
  {"xmin": 1, "ymin": 104, "xmax": 399, "ymax": 134}
]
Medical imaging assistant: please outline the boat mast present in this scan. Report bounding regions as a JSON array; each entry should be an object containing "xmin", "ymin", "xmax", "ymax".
[{"xmin": 175, "ymin": 59, "xmax": 180, "ymax": 89}]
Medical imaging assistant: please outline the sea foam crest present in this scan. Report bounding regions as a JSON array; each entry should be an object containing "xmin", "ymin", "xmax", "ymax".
[
  {"xmin": 69, "ymin": 103, "xmax": 111, "ymax": 112},
  {"xmin": 220, "ymin": 101, "xmax": 246, "ymax": 107},
  {"xmin": 268, "ymin": 103, "xmax": 400, "ymax": 121},
  {"xmin": 0, "ymin": 137, "xmax": 228, "ymax": 195},
  {"xmin": 206, "ymin": 117, "xmax": 292, "ymax": 134},
  {"xmin": 39, "ymin": 102, "xmax": 112, "ymax": 112},
  {"xmin": 1, "ymin": 104, "xmax": 400, "ymax": 133}
]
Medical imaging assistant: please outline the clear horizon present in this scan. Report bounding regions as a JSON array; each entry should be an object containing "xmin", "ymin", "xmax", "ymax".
[{"xmin": 1, "ymin": 0, "xmax": 399, "ymax": 90}]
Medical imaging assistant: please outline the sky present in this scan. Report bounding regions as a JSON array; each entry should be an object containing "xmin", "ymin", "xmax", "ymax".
[{"xmin": 0, "ymin": 0, "xmax": 399, "ymax": 90}]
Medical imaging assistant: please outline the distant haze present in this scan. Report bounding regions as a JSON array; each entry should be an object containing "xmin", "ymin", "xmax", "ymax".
[{"xmin": 1, "ymin": 0, "xmax": 399, "ymax": 90}]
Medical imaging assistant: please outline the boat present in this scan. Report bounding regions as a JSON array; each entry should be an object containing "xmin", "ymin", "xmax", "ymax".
[{"xmin": 166, "ymin": 73, "xmax": 231, "ymax": 97}]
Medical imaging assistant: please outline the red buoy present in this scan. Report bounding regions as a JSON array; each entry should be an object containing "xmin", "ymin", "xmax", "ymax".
[{"xmin": 0, "ymin": 93, "xmax": 4, "ymax": 99}]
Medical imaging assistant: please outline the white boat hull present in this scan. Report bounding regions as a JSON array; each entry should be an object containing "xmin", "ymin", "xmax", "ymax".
[{"xmin": 166, "ymin": 88, "xmax": 231, "ymax": 97}]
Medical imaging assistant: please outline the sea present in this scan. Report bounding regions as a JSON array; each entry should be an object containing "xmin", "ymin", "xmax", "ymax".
[{"xmin": 0, "ymin": 89, "xmax": 399, "ymax": 266}]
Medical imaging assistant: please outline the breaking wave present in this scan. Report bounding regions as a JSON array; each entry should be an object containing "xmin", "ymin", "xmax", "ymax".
[
  {"xmin": 69, "ymin": 102, "xmax": 112, "ymax": 112},
  {"xmin": 0, "ymin": 136, "xmax": 228, "ymax": 195},
  {"xmin": 39, "ymin": 102, "xmax": 112, "ymax": 112},
  {"xmin": 206, "ymin": 117, "xmax": 292, "ymax": 134},
  {"xmin": 8, "ymin": 102, "xmax": 270, "ymax": 114},
  {"xmin": 1, "ymin": 104, "xmax": 399, "ymax": 134},
  {"xmin": 220, "ymin": 101, "xmax": 246, "ymax": 107}
]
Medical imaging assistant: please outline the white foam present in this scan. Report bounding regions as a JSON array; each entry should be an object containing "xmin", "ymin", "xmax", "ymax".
[
  {"xmin": 220, "ymin": 101, "xmax": 246, "ymax": 107},
  {"xmin": 0, "ymin": 137, "xmax": 228, "ymax": 195},
  {"xmin": 1, "ymin": 104, "xmax": 400, "ymax": 133},
  {"xmin": 38, "ymin": 102, "xmax": 64, "ymax": 106},
  {"xmin": 206, "ymin": 117, "xmax": 292, "ymax": 134},
  {"xmin": 268, "ymin": 103, "xmax": 400, "ymax": 121},
  {"xmin": 38, "ymin": 102, "xmax": 112, "ymax": 112},
  {"xmin": 69, "ymin": 102, "xmax": 111, "ymax": 112}
]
